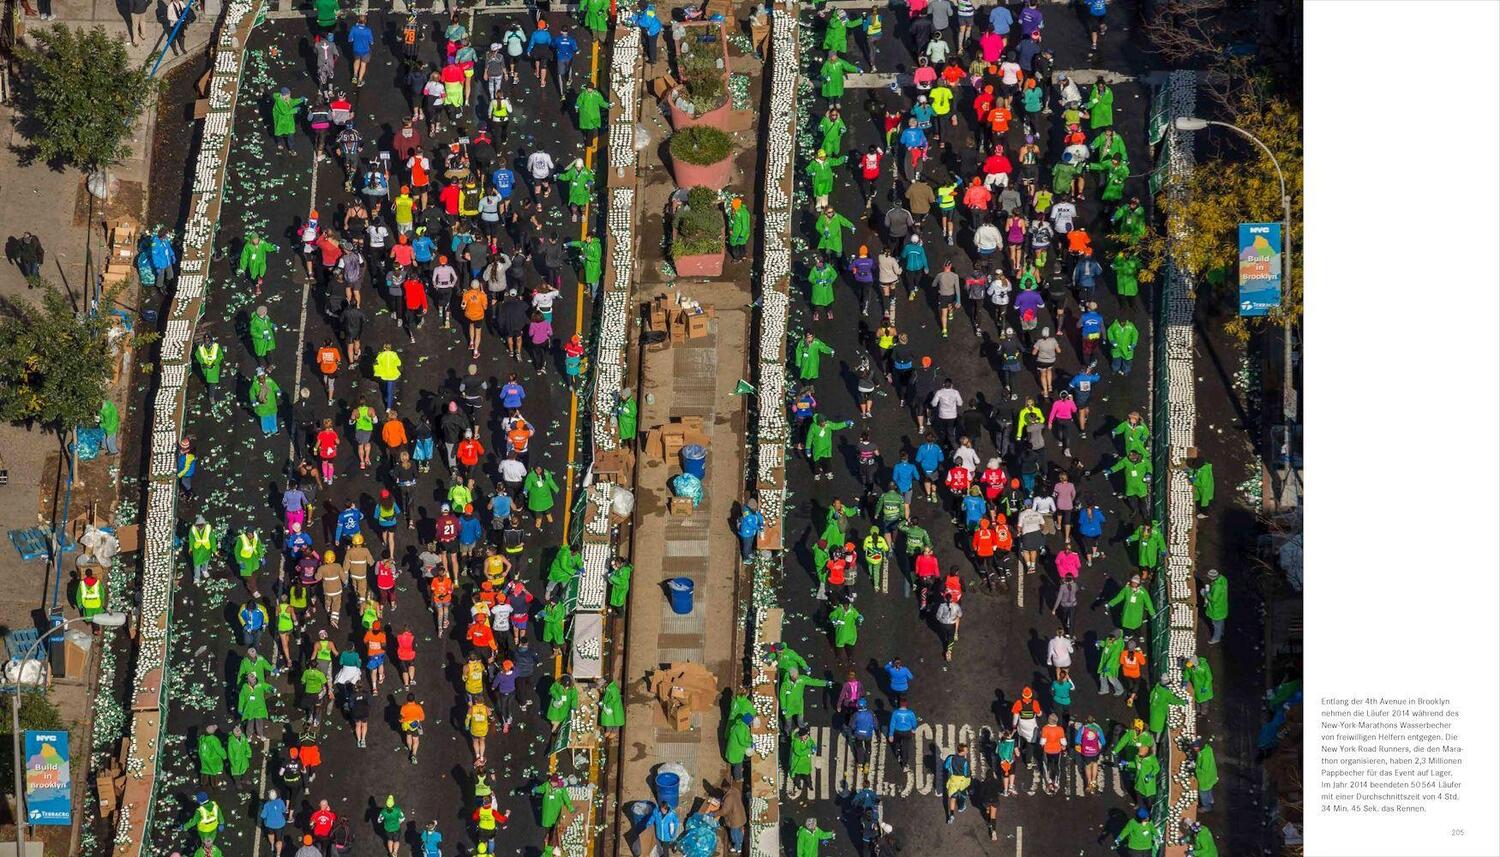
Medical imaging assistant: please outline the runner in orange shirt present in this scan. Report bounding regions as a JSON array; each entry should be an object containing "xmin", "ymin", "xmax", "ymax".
[
  {"xmin": 380, "ymin": 410, "xmax": 408, "ymax": 458},
  {"xmin": 1119, "ymin": 639, "xmax": 1148, "ymax": 706},
  {"xmin": 429, "ymin": 570, "xmax": 453, "ymax": 635},
  {"xmin": 363, "ymin": 620, "xmax": 388, "ymax": 691},
  {"xmin": 465, "ymin": 610, "xmax": 497, "ymax": 660},
  {"xmin": 315, "ymin": 338, "xmax": 341, "ymax": 403},
  {"xmin": 505, "ymin": 417, "xmax": 533, "ymax": 461},
  {"xmin": 398, "ymin": 692, "xmax": 425, "ymax": 764},
  {"xmin": 461, "ymin": 282, "xmax": 488, "ymax": 357},
  {"xmin": 1039, "ymin": 713, "xmax": 1068, "ymax": 794}
]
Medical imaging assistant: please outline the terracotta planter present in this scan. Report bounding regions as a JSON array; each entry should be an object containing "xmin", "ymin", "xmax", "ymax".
[
  {"xmin": 672, "ymin": 251, "xmax": 725, "ymax": 278},
  {"xmin": 667, "ymin": 85, "xmax": 735, "ymax": 131},
  {"xmin": 670, "ymin": 153, "xmax": 735, "ymax": 189}
]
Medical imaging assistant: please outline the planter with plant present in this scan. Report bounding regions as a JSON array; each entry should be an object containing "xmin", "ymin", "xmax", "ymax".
[
  {"xmin": 668, "ymin": 126, "xmax": 737, "ymax": 188},
  {"xmin": 667, "ymin": 28, "xmax": 734, "ymax": 130},
  {"xmin": 671, "ymin": 186, "xmax": 726, "ymax": 278}
]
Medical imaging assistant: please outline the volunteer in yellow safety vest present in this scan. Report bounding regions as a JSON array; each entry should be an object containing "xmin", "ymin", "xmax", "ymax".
[
  {"xmin": 188, "ymin": 515, "xmax": 218, "ymax": 584},
  {"xmin": 78, "ymin": 570, "xmax": 104, "ymax": 619}
]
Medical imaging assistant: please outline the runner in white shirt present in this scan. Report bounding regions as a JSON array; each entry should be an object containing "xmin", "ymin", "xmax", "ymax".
[{"xmin": 525, "ymin": 149, "xmax": 555, "ymax": 201}]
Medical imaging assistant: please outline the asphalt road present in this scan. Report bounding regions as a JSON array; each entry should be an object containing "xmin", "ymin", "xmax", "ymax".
[
  {"xmin": 151, "ymin": 9, "xmax": 598, "ymax": 856},
  {"xmin": 777, "ymin": 3, "xmax": 1168, "ymax": 855}
]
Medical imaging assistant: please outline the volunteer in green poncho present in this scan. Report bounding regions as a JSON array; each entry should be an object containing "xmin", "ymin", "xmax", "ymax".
[
  {"xmin": 237, "ymin": 646, "xmax": 273, "ymax": 686},
  {"xmin": 557, "ymin": 159, "xmax": 595, "ymax": 221},
  {"xmin": 1201, "ymin": 568, "xmax": 1229, "ymax": 644},
  {"xmin": 249, "ymin": 367, "xmax": 281, "ymax": 436},
  {"xmin": 1051, "ymin": 159, "xmax": 1080, "ymax": 196},
  {"xmin": 236, "ymin": 673, "xmax": 276, "ymax": 740},
  {"xmin": 1147, "ymin": 673, "xmax": 1188, "ymax": 735},
  {"xmin": 187, "ymin": 515, "xmax": 218, "ymax": 584},
  {"xmin": 808, "ymin": 258, "xmax": 838, "ymax": 319},
  {"xmin": 1106, "ymin": 315, "xmax": 1139, "ymax": 375},
  {"xmin": 532, "ymin": 774, "xmax": 572, "ymax": 831},
  {"xmin": 1114, "ymin": 808, "xmax": 1158, "ymax": 857},
  {"xmin": 778, "ymin": 668, "xmax": 830, "ymax": 732},
  {"xmin": 234, "ymin": 529, "xmax": 266, "ymax": 583},
  {"xmin": 814, "ymin": 207, "xmax": 855, "ymax": 257},
  {"xmin": 567, "ymin": 235, "xmax": 602, "ymax": 293},
  {"xmin": 726, "ymin": 198, "xmax": 752, "ymax": 260},
  {"xmin": 821, "ymin": 10, "xmax": 850, "ymax": 53},
  {"xmin": 828, "ymin": 598, "xmax": 862, "ymax": 663},
  {"xmin": 1105, "ymin": 575, "xmax": 1154, "ymax": 632},
  {"xmin": 540, "ymin": 600, "xmax": 568, "ymax": 645},
  {"xmin": 1124, "ymin": 521, "xmax": 1166, "ymax": 575},
  {"xmin": 546, "ymin": 544, "xmax": 582, "ymax": 601},
  {"xmin": 724, "ymin": 711, "xmax": 754, "ymax": 778},
  {"xmin": 1084, "ymin": 81, "xmax": 1114, "ymax": 129},
  {"xmin": 1127, "ymin": 744, "xmax": 1160, "ymax": 800},
  {"xmin": 599, "ymin": 680, "xmax": 626, "ymax": 729},
  {"xmin": 804, "ymin": 149, "xmax": 848, "ymax": 207},
  {"xmin": 271, "ymin": 88, "xmax": 304, "ymax": 151},
  {"xmin": 580, "ymin": 0, "xmax": 609, "ymax": 37},
  {"xmin": 1184, "ymin": 820, "xmax": 1218, "ymax": 857},
  {"xmin": 796, "ymin": 818, "xmax": 836, "ymax": 857},
  {"xmin": 574, "ymin": 83, "xmax": 611, "ymax": 133},
  {"xmin": 546, "ymin": 674, "xmax": 579, "ymax": 731},
  {"xmin": 1112, "ymin": 250, "xmax": 1141, "ymax": 308},
  {"xmin": 615, "ymin": 388, "xmax": 639, "ymax": 445},
  {"xmin": 788, "ymin": 726, "xmax": 817, "ymax": 786},
  {"xmin": 1112, "ymin": 411, "xmax": 1150, "ymax": 457},
  {"xmin": 607, "ymin": 558, "xmax": 633, "ymax": 610},
  {"xmin": 226, "ymin": 724, "xmax": 252, "ymax": 787},
  {"xmin": 1107, "ymin": 450, "xmax": 1152, "ymax": 521},
  {"xmin": 1191, "ymin": 460, "xmax": 1215, "ymax": 513},
  {"xmin": 1112, "ymin": 717, "xmax": 1151, "ymax": 759},
  {"xmin": 1185, "ymin": 654, "xmax": 1215, "ymax": 723},
  {"xmin": 1095, "ymin": 630, "xmax": 1126, "ymax": 695},
  {"xmin": 1090, "ymin": 128, "xmax": 1127, "ymax": 164},
  {"xmin": 1191, "ymin": 737, "xmax": 1219, "ymax": 811},
  {"xmin": 806, "ymin": 415, "xmax": 850, "ymax": 480},
  {"xmin": 818, "ymin": 108, "xmax": 848, "ymax": 156},
  {"xmin": 771, "ymin": 642, "xmax": 811, "ymax": 676},
  {"xmin": 237, "ymin": 233, "xmax": 276, "ymax": 294},
  {"xmin": 249, "ymin": 304, "xmax": 276, "ymax": 365},
  {"xmin": 98, "ymin": 399, "xmax": 120, "ymax": 456},
  {"xmin": 195, "ymin": 334, "xmax": 224, "ymax": 399},
  {"xmin": 1111, "ymin": 198, "xmax": 1147, "ymax": 243},
  {"xmin": 819, "ymin": 54, "xmax": 860, "ymax": 100},
  {"xmin": 794, "ymin": 332, "xmax": 834, "ymax": 381},
  {"xmin": 523, "ymin": 466, "xmax": 561, "ymax": 526},
  {"xmin": 197, "ymin": 724, "xmax": 227, "ymax": 788},
  {"xmin": 1088, "ymin": 154, "xmax": 1128, "ymax": 201}
]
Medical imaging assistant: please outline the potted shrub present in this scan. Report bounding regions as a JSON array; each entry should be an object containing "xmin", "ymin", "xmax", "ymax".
[
  {"xmin": 669, "ymin": 126, "xmax": 736, "ymax": 188},
  {"xmin": 666, "ymin": 31, "xmax": 734, "ymax": 130},
  {"xmin": 671, "ymin": 186, "xmax": 726, "ymax": 278}
]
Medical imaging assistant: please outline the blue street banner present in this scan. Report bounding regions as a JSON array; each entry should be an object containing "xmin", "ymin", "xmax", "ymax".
[
  {"xmin": 23, "ymin": 730, "xmax": 71, "ymax": 825},
  {"xmin": 1238, "ymin": 222, "xmax": 1283, "ymax": 317}
]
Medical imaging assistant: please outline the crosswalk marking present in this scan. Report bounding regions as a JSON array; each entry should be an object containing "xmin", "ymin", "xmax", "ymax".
[{"xmin": 784, "ymin": 721, "xmax": 1124, "ymax": 801}]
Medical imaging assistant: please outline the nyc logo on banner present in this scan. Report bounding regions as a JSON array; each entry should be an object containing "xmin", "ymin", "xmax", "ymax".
[
  {"xmin": 1238, "ymin": 222, "xmax": 1283, "ymax": 317},
  {"xmin": 23, "ymin": 730, "xmax": 71, "ymax": 825}
]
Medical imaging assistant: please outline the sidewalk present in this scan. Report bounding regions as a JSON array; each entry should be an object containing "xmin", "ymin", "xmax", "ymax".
[
  {"xmin": 616, "ymin": 305, "xmax": 749, "ymax": 852},
  {"xmin": 0, "ymin": 0, "xmax": 204, "ymax": 637}
]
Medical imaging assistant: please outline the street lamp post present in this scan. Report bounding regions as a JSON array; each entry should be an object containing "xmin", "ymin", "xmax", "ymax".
[
  {"xmin": 1173, "ymin": 116, "xmax": 1297, "ymax": 425},
  {"xmin": 9, "ymin": 612, "xmax": 127, "ymax": 857}
]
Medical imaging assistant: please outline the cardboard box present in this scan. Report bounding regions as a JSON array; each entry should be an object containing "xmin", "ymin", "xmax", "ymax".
[
  {"xmin": 677, "ymin": 416, "xmax": 705, "ymax": 433},
  {"xmin": 593, "ymin": 448, "xmax": 634, "ymax": 481},
  {"xmin": 649, "ymin": 76, "xmax": 676, "ymax": 99},
  {"xmin": 669, "ymin": 496, "xmax": 694, "ymax": 516},
  {"xmin": 670, "ymin": 705, "xmax": 693, "ymax": 731},
  {"xmin": 686, "ymin": 312, "xmax": 710, "ymax": 339}
]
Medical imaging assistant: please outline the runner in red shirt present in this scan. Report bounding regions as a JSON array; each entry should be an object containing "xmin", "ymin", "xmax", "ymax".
[
  {"xmin": 395, "ymin": 624, "xmax": 417, "ymax": 689},
  {"xmin": 315, "ymin": 418, "xmax": 340, "ymax": 484}
]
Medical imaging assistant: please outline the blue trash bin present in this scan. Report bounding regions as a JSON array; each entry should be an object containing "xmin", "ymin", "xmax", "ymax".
[
  {"xmin": 681, "ymin": 444, "xmax": 707, "ymax": 479},
  {"xmin": 667, "ymin": 577, "xmax": 694, "ymax": 615},
  {"xmin": 654, "ymin": 771, "xmax": 681, "ymax": 808}
]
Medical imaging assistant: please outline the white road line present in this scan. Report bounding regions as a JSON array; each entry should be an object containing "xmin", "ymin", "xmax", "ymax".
[
  {"xmin": 1015, "ymin": 825, "xmax": 1023, "ymax": 857},
  {"xmin": 249, "ymin": 738, "xmax": 271, "ymax": 857},
  {"xmin": 287, "ymin": 150, "xmax": 321, "ymax": 461}
]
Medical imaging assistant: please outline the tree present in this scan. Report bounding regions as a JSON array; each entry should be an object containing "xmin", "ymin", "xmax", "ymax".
[
  {"xmin": 16, "ymin": 25, "xmax": 156, "ymax": 170},
  {"xmin": 0, "ymin": 284, "xmax": 115, "ymax": 443},
  {"xmin": 1160, "ymin": 90, "xmax": 1302, "ymax": 342}
]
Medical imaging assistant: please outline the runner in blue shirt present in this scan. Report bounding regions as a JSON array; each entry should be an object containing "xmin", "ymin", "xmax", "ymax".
[
  {"xmin": 1077, "ymin": 500, "xmax": 1106, "ymax": 564},
  {"xmin": 1083, "ymin": 0, "xmax": 1109, "ymax": 53},
  {"xmin": 883, "ymin": 657, "xmax": 914, "ymax": 697},
  {"xmin": 492, "ymin": 165, "xmax": 515, "ymax": 202},
  {"xmin": 891, "ymin": 453, "xmax": 920, "ymax": 504},
  {"xmin": 500, "ymin": 375, "xmax": 526, "ymax": 409},
  {"xmin": 349, "ymin": 14, "xmax": 375, "ymax": 86},
  {"xmin": 554, "ymin": 30, "xmax": 579, "ymax": 91},
  {"xmin": 915, "ymin": 436, "xmax": 944, "ymax": 503},
  {"xmin": 988, "ymin": 3, "xmax": 1014, "ymax": 37}
]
